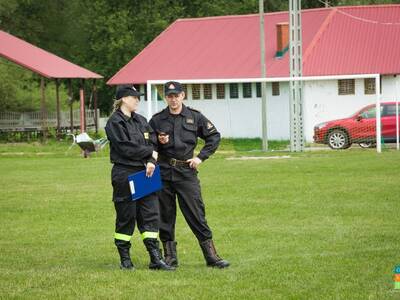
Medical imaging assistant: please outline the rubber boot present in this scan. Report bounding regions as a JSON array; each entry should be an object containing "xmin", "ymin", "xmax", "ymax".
[
  {"xmin": 162, "ymin": 241, "xmax": 178, "ymax": 267},
  {"xmin": 199, "ymin": 239, "xmax": 230, "ymax": 268},
  {"xmin": 144, "ymin": 239, "xmax": 175, "ymax": 271},
  {"xmin": 116, "ymin": 244, "xmax": 134, "ymax": 270}
]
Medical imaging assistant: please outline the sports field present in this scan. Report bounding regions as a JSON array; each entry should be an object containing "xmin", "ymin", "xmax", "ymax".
[{"xmin": 0, "ymin": 141, "xmax": 399, "ymax": 299}]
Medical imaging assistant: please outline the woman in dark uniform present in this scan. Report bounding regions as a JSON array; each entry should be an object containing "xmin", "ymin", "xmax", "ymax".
[{"xmin": 105, "ymin": 85, "xmax": 173, "ymax": 271}]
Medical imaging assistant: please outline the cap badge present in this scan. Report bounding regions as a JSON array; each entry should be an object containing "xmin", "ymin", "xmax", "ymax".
[
  {"xmin": 131, "ymin": 86, "xmax": 137, "ymax": 91},
  {"xmin": 169, "ymin": 83, "xmax": 175, "ymax": 90}
]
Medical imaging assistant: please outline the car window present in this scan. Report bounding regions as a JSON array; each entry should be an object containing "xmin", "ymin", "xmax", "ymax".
[
  {"xmin": 383, "ymin": 104, "xmax": 397, "ymax": 116},
  {"xmin": 360, "ymin": 106, "xmax": 383, "ymax": 119},
  {"xmin": 361, "ymin": 107, "xmax": 376, "ymax": 118}
]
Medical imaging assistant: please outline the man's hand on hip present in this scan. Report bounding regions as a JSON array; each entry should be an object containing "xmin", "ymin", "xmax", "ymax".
[{"xmin": 186, "ymin": 157, "xmax": 202, "ymax": 169}]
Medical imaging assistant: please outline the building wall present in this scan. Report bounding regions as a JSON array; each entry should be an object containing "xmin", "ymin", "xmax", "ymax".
[
  {"xmin": 303, "ymin": 75, "xmax": 399, "ymax": 141},
  {"xmin": 137, "ymin": 82, "xmax": 290, "ymax": 139},
  {"xmin": 303, "ymin": 79, "xmax": 373, "ymax": 141},
  {"xmin": 136, "ymin": 76, "xmax": 399, "ymax": 141}
]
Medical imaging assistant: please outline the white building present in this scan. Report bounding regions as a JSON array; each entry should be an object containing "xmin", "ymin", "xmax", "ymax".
[{"xmin": 108, "ymin": 5, "xmax": 400, "ymax": 142}]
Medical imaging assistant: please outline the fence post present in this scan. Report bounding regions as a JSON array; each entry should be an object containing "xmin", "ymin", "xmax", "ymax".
[
  {"xmin": 40, "ymin": 77, "xmax": 48, "ymax": 139},
  {"xmin": 55, "ymin": 79, "xmax": 61, "ymax": 139}
]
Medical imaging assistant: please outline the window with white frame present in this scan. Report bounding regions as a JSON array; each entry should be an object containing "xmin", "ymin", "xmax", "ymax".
[
  {"xmin": 203, "ymin": 84, "xmax": 212, "ymax": 100},
  {"xmin": 338, "ymin": 79, "xmax": 355, "ymax": 95},
  {"xmin": 216, "ymin": 84, "xmax": 225, "ymax": 99},
  {"xmin": 142, "ymin": 84, "xmax": 147, "ymax": 101},
  {"xmin": 364, "ymin": 78, "xmax": 376, "ymax": 95},
  {"xmin": 181, "ymin": 84, "xmax": 187, "ymax": 100},
  {"xmin": 272, "ymin": 82, "xmax": 280, "ymax": 96},
  {"xmin": 243, "ymin": 83, "xmax": 252, "ymax": 98},
  {"xmin": 229, "ymin": 83, "xmax": 239, "ymax": 99},
  {"xmin": 256, "ymin": 83, "xmax": 261, "ymax": 97},
  {"xmin": 192, "ymin": 84, "xmax": 200, "ymax": 100},
  {"xmin": 156, "ymin": 85, "xmax": 164, "ymax": 100}
]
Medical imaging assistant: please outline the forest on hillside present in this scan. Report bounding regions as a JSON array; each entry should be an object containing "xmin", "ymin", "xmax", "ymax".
[{"xmin": 1, "ymin": 0, "xmax": 398, "ymax": 114}]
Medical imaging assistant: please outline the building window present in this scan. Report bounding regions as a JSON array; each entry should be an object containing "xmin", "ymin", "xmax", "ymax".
[
  {"xmin": 192, "ymin": 84, "xmax": 200, "ymax": 100},
  {"xmin": 156, "ymin": 85, "xmax": 164, "ymax": 100},
  {"xmin": 142, "ymin": 84, "xmax": 147, "ymax": 101},
  {"xmin": 243, "ymin": 83, "xmax": 252, "ymax": 98},
  {"xmin": 338, "ymin": 79, "xmax": 355, "ymax": 95},
  {"xmin": 364, "ymin": 78, "xmax": 376, "ymax": 95},
  {"xmin": 203, "ymin": 84, "xmax": 212, "ymax": 100},
  {"xmin": 216, "ymin": 84, "xmax": 225, "ymax": 99},
  {"xmin": 256, "ymin": 83, "xmax": 261, "ymax": 97},
  {"xmin": 181, "ymin": 84, "xmax": 187, "ymax": 100},
  {"xmin": 272, "ymin": 82, "xmax": 280, "ymax": 96},
  {"xmin": 229, "ymin": 83, "xmax": 239, "ymax": 99}
]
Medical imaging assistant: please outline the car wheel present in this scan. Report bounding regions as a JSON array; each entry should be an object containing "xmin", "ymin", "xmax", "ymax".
[
  {"xmin": 359, "ymin": 142, "xmax": 375, "ymax": 148},
  {"xmin": 327, "ymin": 129, "xmax": 350, "ymax": 150}
]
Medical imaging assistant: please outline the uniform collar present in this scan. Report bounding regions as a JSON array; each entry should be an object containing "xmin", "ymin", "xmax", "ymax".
[
  {"xmin": 161, "ymin": 104, "xmax": 190, "ymax": 119},
  {"xmin": 116, "ymin": 109, "xmax": 138, "ymax": 122},
  {"xmin": 180, "ymin": 104, "xmax": 191, "ymax": 117}
]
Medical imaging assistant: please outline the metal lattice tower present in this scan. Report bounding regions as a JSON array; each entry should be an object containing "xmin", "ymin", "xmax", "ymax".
[{"xmin": 289, "ymin": 0, "xmax": 305, "ymax": 152}]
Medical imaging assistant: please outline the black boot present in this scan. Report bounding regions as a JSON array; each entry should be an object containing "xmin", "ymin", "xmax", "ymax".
[
  {"xmin": 199, "ymin": 239, "xmax": 230, "ymax": 268},
  {"xmin": 116, "ymin": 246, "xmax": 134, "ymax": 270},
  {"xmin": 144, "ymin": 239, "xmax": 175, "ymax": 271},
  {"xmin": 162, "ymin": 241, "xmax": 178, "ymax": 267}
]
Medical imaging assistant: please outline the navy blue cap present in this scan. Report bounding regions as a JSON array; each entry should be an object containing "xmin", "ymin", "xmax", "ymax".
[
  {"xmin": 116, "ymin": 85, "xmax": 144, "ymax": 100},
  {"xmin": 164, "ymin": 81, "xmax": 183, "ymax": 95}
]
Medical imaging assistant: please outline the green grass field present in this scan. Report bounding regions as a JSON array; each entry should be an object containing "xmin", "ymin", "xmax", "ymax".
[{"xmin": 1, "ymin": 141, "xmax": 400, "ymax": 299}]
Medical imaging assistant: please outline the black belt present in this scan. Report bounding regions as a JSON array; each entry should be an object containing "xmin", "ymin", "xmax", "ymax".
[{"xmin": 159, "ymin": 156, "xmax": 190, "ymax": 167}]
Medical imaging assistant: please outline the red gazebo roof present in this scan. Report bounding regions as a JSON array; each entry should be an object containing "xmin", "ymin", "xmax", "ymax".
[{"xmin": 0, "ymin": 30, "xmax": 102, "ymax": 79}]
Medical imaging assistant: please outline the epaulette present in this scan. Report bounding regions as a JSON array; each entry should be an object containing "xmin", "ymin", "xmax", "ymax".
[
  {"xmin": 187, "ymin": 106, "xmax": 201, "ymax": 113},
  {"xmin": 152, "ymin": 110, "xmax": 163, "ymax": 117},
  {"xmin": 151, "ymin": 109, "xmax": 165, "ymax": 118}
]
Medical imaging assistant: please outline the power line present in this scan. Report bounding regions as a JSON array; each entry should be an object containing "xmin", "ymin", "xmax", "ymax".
[{"xmin": 316, "ymin": 0, "xmax": 400, "ymax": 26}]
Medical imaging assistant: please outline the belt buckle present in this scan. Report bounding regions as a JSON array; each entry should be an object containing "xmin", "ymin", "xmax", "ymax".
[{"xmin": 170, "ymin": 158, "xmax": 177, "ymax": 166}]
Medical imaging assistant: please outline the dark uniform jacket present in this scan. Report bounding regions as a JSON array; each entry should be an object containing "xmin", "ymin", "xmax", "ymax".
[
  {"xmin": 105, "ymin": 109, "xmax": 157, "ymax": 168},
  {"xmin": 149, "ymin": 104, "xmax": 220, "ymax": 181}
]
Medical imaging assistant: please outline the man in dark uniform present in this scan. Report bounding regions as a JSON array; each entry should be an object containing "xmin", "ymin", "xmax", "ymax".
[
  {"xmin": 149, "ymin": 81, "xmax": 229, "ymax": 269},
  {"xmin": 105, "ymin": 85, "xmax": 173, "ymax": 271}
]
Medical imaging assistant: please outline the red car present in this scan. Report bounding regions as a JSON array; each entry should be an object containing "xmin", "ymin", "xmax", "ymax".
[{"xmin": 314, "ymin": 102, "xmax": 400, "ymax": 149}]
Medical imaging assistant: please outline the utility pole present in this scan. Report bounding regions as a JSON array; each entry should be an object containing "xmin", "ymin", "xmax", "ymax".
[
  {"xmin": 289, "ymin": 0, "xmax": 305, "ymax": 151},
  {"xmin": 259, "ymin": 0, "xmax": 268, "ymax": 151}
]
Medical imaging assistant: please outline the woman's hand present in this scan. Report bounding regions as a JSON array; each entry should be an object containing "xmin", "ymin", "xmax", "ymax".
[{"xmin": 146, "ymin": 162, "xmax": 156, "ymax": 177}]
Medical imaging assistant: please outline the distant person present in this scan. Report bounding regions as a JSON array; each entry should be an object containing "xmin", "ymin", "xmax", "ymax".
[
  {"xmin": 149, "ymin": 81, "xmax": 229, "ymax": 268},
  {"xmin": 105, "ymin": 85, "xmax": 174, "ymax": 271}
]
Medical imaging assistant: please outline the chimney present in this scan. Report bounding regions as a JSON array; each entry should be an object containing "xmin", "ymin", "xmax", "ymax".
[{"xmin": 276, "ymin": 22, "xmax": 289, "ymax": 58}]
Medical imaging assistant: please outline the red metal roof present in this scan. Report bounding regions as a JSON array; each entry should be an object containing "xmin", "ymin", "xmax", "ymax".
[
  {"xmin": 108, "ymin": 5, "xmax": 400, "ymax": 85},
  {"xmin": 0, "ymin": 30, "xmax": 102, "ymax": 79}
]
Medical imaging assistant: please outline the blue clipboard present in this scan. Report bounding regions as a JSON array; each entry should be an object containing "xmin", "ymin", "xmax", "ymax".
[{"xmin": 127, "ymin": 165, "xmax": 163, "ymax": 201}]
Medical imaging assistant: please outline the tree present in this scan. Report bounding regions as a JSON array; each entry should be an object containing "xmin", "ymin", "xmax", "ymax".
[{"xmin": 1, "ymin": 0, "xmax": 399, "ymax": 114}]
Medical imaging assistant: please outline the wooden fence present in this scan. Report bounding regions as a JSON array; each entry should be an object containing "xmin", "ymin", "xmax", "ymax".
[{"xmin": 0, "ymin": 109, "xmax": 99, "ymax": 132}]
